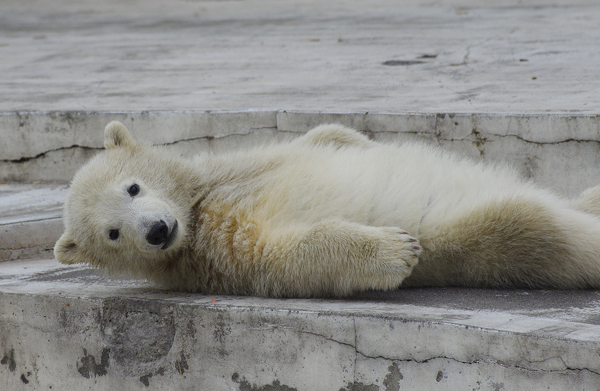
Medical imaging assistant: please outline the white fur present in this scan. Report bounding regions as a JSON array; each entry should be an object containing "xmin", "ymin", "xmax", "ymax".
[{"xmin": 54, "ymin": 122, "xmax": 600, "ymax": 297}]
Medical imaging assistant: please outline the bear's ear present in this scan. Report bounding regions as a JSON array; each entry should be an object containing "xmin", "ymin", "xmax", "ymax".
[
  {"xmin": 54, "ymin": 232, "xmax": 85, "ymax": 265},
  {"xmin": 104, "ymin": 121, "xmax": 136, "ymax": 149}
]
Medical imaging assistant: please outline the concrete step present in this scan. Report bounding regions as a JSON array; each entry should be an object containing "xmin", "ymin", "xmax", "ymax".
[
  {"xmin": 0, "ymin": 183, "xmax": 68, "ymax": 261},
  {"xmin": 1, "ymin": 258, "xmax": 600, "ymax": 390}
]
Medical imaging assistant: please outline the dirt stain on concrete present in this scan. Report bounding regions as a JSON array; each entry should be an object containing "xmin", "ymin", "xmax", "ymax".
[
  {"xmin": 232, "ymin": 372, "xmax": 298, "ymax": 391},
  {"xmin": 339, "ymin": 382, "xmax": 379, "ymax": 391},
  {"xmin": 1, "ymin": 348, "xmax": 16, "ymax": 372},
  {"xmin": 77, "ymin": 348, "xmax": 110, "ymax": 378},
  {"xmin": 383, "ymin": 362, "xmax": 403, "ymax": 391},
  {"xmin": 175, "ymin": 352, "xmax": 189, "ymax": 375}
]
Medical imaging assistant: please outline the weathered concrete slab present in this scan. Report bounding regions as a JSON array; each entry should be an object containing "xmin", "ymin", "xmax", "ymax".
[
  {"xmin": 1, "ymin": 258, "xmax": 600, "ymax": 390},
  {"xmin": 1, "ymin": 0, "xmax": 599, "ymax": 114},
  {"xmin": 0, "ymin": 184, "xmax": 68, "ymax": 261}
]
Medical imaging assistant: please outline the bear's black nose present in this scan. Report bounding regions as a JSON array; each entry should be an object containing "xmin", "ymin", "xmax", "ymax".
[{"xmin": 146, "ymin": 220, "xmax": 169, "ymax": 245}]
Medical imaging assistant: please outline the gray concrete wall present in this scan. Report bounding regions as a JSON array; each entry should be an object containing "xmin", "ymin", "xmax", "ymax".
[{"xmin": 3, "ymin": 110, "xmax": 600, "ymax": 197}]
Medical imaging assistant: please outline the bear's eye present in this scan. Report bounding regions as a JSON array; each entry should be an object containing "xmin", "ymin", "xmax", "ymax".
[
  {"xmin": 127, "ymin": 184, "xmax": 140, "ymax": 196},
  {"xmin": 109, "ymin": 230, "xmax": 120, "ymax": 241}
]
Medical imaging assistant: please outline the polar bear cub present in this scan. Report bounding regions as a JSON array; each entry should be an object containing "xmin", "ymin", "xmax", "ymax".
[{"xmin": 54, "ymin": 121, "xmax": 600, "ymax": 297}]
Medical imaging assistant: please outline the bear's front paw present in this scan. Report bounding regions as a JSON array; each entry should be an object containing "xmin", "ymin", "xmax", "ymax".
[
  {"xmin": 380, "ymin": 226, "xmax": 421, "ymax": 269},
  {"xmin": 362, "ymin": 226, "xmax": 421, "ymax": 291}
]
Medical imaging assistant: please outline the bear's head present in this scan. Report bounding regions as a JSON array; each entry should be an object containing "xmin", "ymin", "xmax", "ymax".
[{"xmin": 54, "ymin": 121, "xmax": 191, "ymax": 276}]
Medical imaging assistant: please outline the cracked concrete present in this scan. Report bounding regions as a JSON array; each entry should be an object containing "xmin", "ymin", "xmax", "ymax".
[
  {"xmin": 1, "ymin": 259, "xmax": 600, "ymax": 390},
  {"xmin": 3, "ymin": 111, "xmax": 600, "ymax": 197}
]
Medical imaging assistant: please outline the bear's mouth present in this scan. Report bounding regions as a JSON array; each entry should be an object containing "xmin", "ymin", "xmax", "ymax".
[{"xmin": 161, "ymin": 220, "xmax": 179, "ymax": 250}]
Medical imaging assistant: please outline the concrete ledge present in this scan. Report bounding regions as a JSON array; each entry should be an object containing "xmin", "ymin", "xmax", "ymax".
[
  {"xmin": 0, "ymin": 184, "xmax": 68, "ymax": 261},
  {"xmin": 2, "ymin": 110, "xmax": 600, "ymax": 196},
  {"xmin": 1, "ymin": 259, "xmax": 600, "ymax": 390},
  {"xmin": 0, "ymin": 219, "xmax": 61, "ymax": 261}
]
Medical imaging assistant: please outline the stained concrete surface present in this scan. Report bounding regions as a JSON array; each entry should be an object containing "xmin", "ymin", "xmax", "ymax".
[
  {"xmin": 1, "ymin": 259, "xmax": 600, "ymax": 390},
  {"xmin": 0, "ymin": 183, "xmax": 68, "ymax": 226}
]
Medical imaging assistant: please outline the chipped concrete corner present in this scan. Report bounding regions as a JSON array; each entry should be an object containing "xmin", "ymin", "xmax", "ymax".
[{"xmin": 1, "ymin": 281, "xmax": 599, "ymax": 391}]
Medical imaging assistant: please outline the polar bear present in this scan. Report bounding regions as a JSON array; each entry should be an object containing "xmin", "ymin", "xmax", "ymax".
[{"xmin": 54, "ymin": 121, "xmax": 600, "ymax": 297}]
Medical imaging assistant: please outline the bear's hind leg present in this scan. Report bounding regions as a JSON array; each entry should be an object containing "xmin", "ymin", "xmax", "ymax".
[
  {"xmin": 406, "ymin": 194, "xmax": 600, "ymax": 289},
  {"xmin": 300, "ymin": 124, "xmax": 375, "ymax": 149}
]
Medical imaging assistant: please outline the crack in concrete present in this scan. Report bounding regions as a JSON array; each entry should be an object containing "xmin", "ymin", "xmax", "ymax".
[
  {"xmin": 1, "ymin": 145, "xmax": 101, "ymax": 164},
  {"xmin": 2, "ymin": 127, "xmax": 279, "ymax": 164},
  {"xmin": 292, "ymin": 329, "xmax": 357, "ymax": 351},
  {"xmin": 4, "ymin": 122, "xmax": 599, "ymax": 165},
  {"xmin": 160, "ymin": 126, "xmax": 277, "ymax": 146},
  {"xmin": 292, "ymin": 318, "xmax": 600, "ymax": 378},
  {"xmin": 354, "ymin": 350, "xmax": 600, "ymax": 377},
  {"xmin": 498, "ymin": 132, "xmax": 600, "ymax": 146},
  {"xmin": 379, "ymin": 129, "xmax": 600, "ymax": 146}
]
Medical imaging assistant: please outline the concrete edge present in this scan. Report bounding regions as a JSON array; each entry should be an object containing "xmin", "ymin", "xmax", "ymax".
[
  {"xmin": 0, "ymin": 218, "xmax": 62, "ymax": 262},
  {"xmin": 1, "ymin": 263, "xmax": 600, "ymax": 390},
  {"xmin": 3, "ymin": 110, "xmax": 600, "ymax": 194},
  {"xmin": 2, "ymin": 109, "xmax": 600, "ymax": 161}
]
